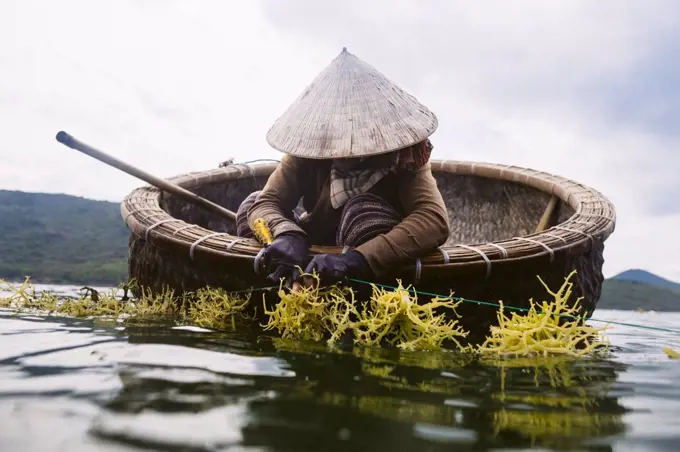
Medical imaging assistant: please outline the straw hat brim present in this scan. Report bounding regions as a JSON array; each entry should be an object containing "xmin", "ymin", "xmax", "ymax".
[{"xmin": 266, "ymin": 48, "xmax": 438, "ymax": 160}]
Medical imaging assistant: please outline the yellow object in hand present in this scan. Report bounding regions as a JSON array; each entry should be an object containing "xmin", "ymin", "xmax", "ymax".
[{"xmin": 253, "ymin": 218, "xmax": 273, "ymax": 246}]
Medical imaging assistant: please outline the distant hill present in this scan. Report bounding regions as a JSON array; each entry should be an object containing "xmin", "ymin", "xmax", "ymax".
[
  {"xmin": 612, "ymin": 269, "xmax": 680, "ymax": 292},
  {"xmin": 597, "ymin": 279, "xmax": 680, "ymax": 311},
  {"xmin": 0, "ymin": 190, "xmax": 128, "ymax": 285}
]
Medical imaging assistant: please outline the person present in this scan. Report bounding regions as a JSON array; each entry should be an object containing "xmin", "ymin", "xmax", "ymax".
[{"xmin": 235, "ymin": 48, "xmax": 450, "ymax": 287}]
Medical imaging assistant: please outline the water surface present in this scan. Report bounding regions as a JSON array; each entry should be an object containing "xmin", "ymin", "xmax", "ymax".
[{"xmin": 1, "ymin": 284, "xmax": 680, "ymax": 451}]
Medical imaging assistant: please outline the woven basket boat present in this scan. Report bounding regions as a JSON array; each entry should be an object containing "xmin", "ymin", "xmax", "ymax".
[{"xmin": 121, "ymin": 160, "xmax": 615, "ymax": 335}]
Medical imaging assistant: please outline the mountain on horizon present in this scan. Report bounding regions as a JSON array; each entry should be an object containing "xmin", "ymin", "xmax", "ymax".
[
  {"xmin": 0, "ymin": 189, "xmax": 128, "ymax": 285},
  {"xmin": 612, "ymin": 269, "xmax": 680, "ymax": 292}
]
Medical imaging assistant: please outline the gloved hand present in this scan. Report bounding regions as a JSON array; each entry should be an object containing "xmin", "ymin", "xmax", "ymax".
[
  {"xmin": 304, "ymin": 250, "xmax": 373, "ymax": 286},
  {"xmin": 261, "ymin": 232, "xmax": 310, "ymax": 286}
]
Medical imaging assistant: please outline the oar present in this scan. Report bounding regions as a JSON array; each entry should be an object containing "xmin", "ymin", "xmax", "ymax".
[
  {"xmin": 55, "ymin": 131, "xmax": 236, "ymax": 221},
  {"xmin": 56, "ymin": 131, "xmax": 299, "ymax": 290},
  {"xmin": 535, "ymin": 195, "xmax": 559, "ymax": 233}
]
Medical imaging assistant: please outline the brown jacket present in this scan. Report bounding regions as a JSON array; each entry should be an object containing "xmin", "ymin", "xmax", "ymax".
[{"xmin": 247, "ymin": 154, "xmax": 450, "ymax": 277}]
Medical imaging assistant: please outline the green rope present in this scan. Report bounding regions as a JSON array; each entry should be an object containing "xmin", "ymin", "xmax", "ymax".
[
  {"xmin": 226, "ymin": 278, "xmax": 680, "ymax": 336},
  {"xmin": 348, "ymin": 278, "xmax": 680, "ymax": 336},
  {"xmin": 228, "ymin": 285, "xmax": 279, "ymax": 295}
]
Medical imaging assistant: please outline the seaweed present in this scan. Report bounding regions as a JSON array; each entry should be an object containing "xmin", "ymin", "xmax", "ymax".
[
  {"xmin": 261, "ymin": 273, "xmax": 468, "ymax": 350},
  {"xmin": 350, "ymin": 281, "xmax": 468, "ymax": 351},
  {"xmin": 663, "ymin": 347, "xmax": 680, "ymax": 359},
  {"xmin": 2, "ymin": 270, "xmax": 616, "ymax": 358},
  {"xmin": 188, "ymin": 287, "xmax": 253, "ymax": 330},
  {"xmin": 0, "ymin": 277, "xmax": 248, "ymax": 329},
  {"xmin": 477, "ymin": 271, "xmax": 608, "ymax": 357},
  {"xmin": 262, "ymin": 273, "xmax": 355, "ymax": 342}
]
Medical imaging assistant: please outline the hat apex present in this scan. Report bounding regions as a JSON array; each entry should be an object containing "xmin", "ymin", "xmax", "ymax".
[{"xmin": 266, "ymin": 48, "xmax": 438, "ymax": 159}]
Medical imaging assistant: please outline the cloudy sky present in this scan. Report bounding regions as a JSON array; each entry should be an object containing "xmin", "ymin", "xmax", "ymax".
[{"xmin": 1, "ymin": 0, "xmax": 678, "ymax": 281}]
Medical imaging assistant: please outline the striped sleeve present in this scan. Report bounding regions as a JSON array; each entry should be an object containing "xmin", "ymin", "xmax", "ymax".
[{"xmin": 355, "ymin": 162, "xmax": 450, "ymax": 277}]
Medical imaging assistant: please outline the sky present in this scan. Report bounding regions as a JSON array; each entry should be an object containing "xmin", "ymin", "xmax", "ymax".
[{"xmin": 1, "ymin": 0, "xmax": 678, "ymax": 281}]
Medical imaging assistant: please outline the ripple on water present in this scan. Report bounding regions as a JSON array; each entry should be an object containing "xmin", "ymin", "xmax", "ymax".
[
  {"xmin": 1, "ymin": 307, "xmax": 680, "ymax": 450},
  {"xmin": 90, "ymin": 405, "xmax": 247, "ymax": 451},
  {"xmin": 105, "ymin": 343, "xmax": 296, "ymax": 379}
]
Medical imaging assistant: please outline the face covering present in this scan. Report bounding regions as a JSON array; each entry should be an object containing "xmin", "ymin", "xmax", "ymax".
[
  {"xmin": 329, "ymin": 156, "xmax": 394, "ymax": 209},
  {"xmin": 328, "ymin": 139, "xmax": 434, "ymax": 209}
]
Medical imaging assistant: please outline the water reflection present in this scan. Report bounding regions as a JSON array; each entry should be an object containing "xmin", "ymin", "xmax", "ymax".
[
  {"xmin": 484, "ymin": 355, "xmax": 629, "ymax": 448},
  {"xmin": 89, "ymin": 324, "xmax": 632, "ymax": 451}
]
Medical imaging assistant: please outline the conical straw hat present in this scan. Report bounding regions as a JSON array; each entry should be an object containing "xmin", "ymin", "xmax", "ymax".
[{"xmin": 266, "ymin": 48, "xmax": 438, "ymax": 159}]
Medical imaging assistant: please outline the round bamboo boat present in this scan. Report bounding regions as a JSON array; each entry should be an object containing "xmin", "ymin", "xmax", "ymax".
[{"xmin": 121, "ymin": 160, "xmax": 615, "ymax": 335}]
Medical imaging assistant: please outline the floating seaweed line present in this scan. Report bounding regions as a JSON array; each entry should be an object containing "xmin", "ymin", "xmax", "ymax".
[
  {"xmin": 261, "ymin": 270, "xmax": 608, "ymax": 356},
  {"xmin": 2, "ymin": 270, "xmax": 669, "ymax": 357},
  {"xmin": 0, "ymin": 277, "xmax": 251, "ymax": 331},
  {"xmin": 262, "ymin": 272, "xmax": 469, "ymax": 352}
]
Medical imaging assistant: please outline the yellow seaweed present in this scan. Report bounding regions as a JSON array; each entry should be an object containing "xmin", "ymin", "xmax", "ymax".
[
  {"xmin": 477, "ymin": 271, "xmax": 608, "ymax": 357},
  {"xmin": 663, "ymin": 346, "xmax": 680, "ymax": 359},
  {"xmin": 351, "ymin": 281, "xmax": 468, "ymax": 351},
  {"xmin": 3, "ymin": 269, "xmax": 614, "ymax": 357},
  {"xmin": 0, "ymin": 277, "xmax": 252, "ymax": 329},
  {"xmin": 261, "ymin": 273, "xmax": 355, "ymax": 342},
  {"xmin": 261, "ymin": 274, "xmax": 469, "ymax": 351},
  {"xmin": 188, "ymin": 287, "xmax": 252, "ymax": 330}
]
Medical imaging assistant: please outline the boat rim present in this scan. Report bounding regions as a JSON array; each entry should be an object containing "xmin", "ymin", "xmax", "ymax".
[{"xmin": 121, "ymin": 159, "xmax": 616, "ymax": 282}]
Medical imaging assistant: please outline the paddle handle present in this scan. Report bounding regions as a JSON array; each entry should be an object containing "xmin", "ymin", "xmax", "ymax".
[
  {"xmin": 55, "ymin": 131, "xmax": 237, "ymax": 221},
  {"xmin": 535, "ymin": 195, "xmax": 559, "ymax": 233}
]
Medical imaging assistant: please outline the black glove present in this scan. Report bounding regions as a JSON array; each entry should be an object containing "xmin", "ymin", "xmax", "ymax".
[
  {"xmin": 304, "ymin": 250, "xmax": 373, "ymax": 286},
  {"xmin": 261, "ymin": 232, "xmax": 310, "ymax": 285}
]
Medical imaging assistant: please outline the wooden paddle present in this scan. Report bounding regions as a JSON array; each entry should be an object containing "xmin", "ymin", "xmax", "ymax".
[
  {"xmin": 55, "ymin": 131, "xmax": 237, "ymax": 221},
  {"xmin": 535, "ymin": 194, "xmax": 560, "ymax": 233},
  {"xmin": 55, "ymin": 131, "xmax": 305, "ymax": 289}
]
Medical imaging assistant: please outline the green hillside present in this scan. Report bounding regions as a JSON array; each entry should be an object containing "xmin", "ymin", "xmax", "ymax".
[
  {"xmin": 0, "ymin": 190, "xmax": 129, "ymax": 285},
  {"xmin": 597, "ymin": 279, "xmax": 680, "ymax": 312},
  {"xmin": 612, "ymin": 268, "xmax": 680, "ymax": 292}
]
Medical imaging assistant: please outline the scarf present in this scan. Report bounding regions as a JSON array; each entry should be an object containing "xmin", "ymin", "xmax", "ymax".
[{"xmin": 329, "ymin": 139, "xmax": 433, "ymax": 209}]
